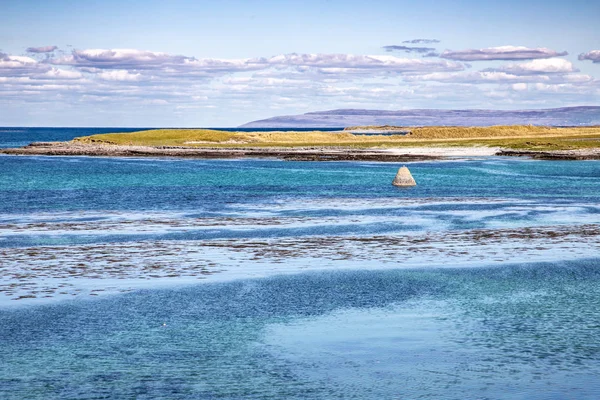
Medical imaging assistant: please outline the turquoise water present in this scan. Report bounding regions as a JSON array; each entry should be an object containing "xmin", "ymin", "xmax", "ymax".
[
  {"xmin": 1, "ymin": 155, "xmax": 599, "ymax": 249},
  {"xmin": 1, "ymin": 128, "xmax": 600, "ymax": 398}
]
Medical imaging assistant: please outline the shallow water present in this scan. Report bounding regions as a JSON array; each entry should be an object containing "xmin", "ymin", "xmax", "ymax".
[{"xmin": 2, "ymin": 261, "xmax": 600, "ymax": 399}]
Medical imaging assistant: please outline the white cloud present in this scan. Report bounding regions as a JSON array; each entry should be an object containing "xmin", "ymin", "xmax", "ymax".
[
  {"xmin": 39, "ymin": 68, "xmax": 83, "ymax": 80},
  {"xmin": 404, "ymin": 71, "xmax": 527, "ymax": 83},
  {"xmin": 4, "ymin": 55, "xmax": 38, "ymax": 64},
  {"xmin": 53, "ymin": 49, "xmax": 189, "ymax": 68},
  {"xmin": 0, "ymin": 55, "xmax": 38, "ymax": 69},
  {"xmin": 403, "ymin": 69, "xmax": 593, "ymax": 86},
  {"xmin": 259, "ymin": 53, "xmax": 464, "ymax": 74},
  {"xmin": 98, "ymin": 70, "xmax": 142, "ymax": 81},
  {"xmin": 561, "ymin": 74, "xmax": 594, "ymax": 83},
  {"xmin": 50, "ymin": 50, "xmax": 466, "ymax": 79},
  {"xmin": 0, "ymin": 55, "xmax": 51, "ymax": 77},
  {"xmin": 511, "ymin": 83, "xmax": 528, "ymax": 91},
  {"xmin": 579, "ymin": 50, "xmax": 600, "ymax": 63},
  {"xmin": 494, "ymin": 58, "xmax": 578, "ymax": 75},
  {"xmin": 52, "ymin": 49, "xmax": 261, "ymax": 77},
  {"xmin": 441, "ymin": 46, "xmax": 568, "ymax": 61}
]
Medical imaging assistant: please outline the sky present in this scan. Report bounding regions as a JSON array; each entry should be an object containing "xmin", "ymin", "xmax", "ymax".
[{"xmin": 1, "ymin": 0, "xmax": 599, "ymax": 127}]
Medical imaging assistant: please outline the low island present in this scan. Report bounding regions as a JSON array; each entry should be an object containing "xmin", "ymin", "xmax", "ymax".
[{"xmin": 3, "ymin": 125, "xmax": 600, "ymax": 161}]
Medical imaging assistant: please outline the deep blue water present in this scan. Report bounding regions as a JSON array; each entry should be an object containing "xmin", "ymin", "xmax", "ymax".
[
  {"xmin": 0, "ymin": 127, "xmax": 148, "ymax": 149},
  {"xmin": 1, "ymin": 128, "xmax": 600, "ymax": 398}
]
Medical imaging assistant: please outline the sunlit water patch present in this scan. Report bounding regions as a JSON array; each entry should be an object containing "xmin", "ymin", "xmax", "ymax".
[{"xmin": 2, "ymin": 222, "xmax": 599, "ymax": 303}]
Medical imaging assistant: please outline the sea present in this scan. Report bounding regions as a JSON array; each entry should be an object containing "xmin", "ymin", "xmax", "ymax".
[{"xmin": 1, "ymin": 127, "xmax": 599, "ymax": 399}]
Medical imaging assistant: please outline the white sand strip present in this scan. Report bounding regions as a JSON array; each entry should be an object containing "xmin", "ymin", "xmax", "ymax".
[{"xmin": 383, "ymin": 147, "xmax": 501, "ymax": 156}]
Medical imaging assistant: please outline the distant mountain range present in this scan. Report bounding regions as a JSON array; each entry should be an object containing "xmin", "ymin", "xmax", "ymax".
[{"xmin": 240, "ymin": 106, "xmax": 600, "ymax": 128}]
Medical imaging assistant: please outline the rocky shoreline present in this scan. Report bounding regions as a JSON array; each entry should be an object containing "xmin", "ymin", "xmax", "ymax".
[
  {"xmin": 1, "ymin": 142, "xmax": 440, "ymax": 161},
  {"xmin": 2, "ymin": 141, "xmax": 600, "ymax": 161},
  {"xmin": 496, "ymin": 149, "xmax": 600, "ymax": 160}
]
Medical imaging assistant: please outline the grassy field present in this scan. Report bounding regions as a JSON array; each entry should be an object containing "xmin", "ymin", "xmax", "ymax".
[{"xmin": 73, "ymin": 126, "xmax": 600, "ymax": 151}]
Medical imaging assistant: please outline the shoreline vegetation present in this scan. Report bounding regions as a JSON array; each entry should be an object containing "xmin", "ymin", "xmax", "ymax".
[{"xmin": 3, "ymin": 125, "xmax": 600, "ymax": 160}]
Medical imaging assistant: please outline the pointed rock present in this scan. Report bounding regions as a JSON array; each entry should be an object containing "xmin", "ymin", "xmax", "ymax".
[{"xmin": 392, "ymin": 166, "xmax": 416, "ymax": 187}]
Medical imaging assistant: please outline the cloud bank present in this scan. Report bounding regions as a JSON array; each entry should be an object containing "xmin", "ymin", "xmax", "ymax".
[
  {"xmin": 49, "ymin": 50, "xmax": 465, "ymax": 77},
  {"xmin": 0, "ymin": 46, "xmax": 597, "ymax": 126},
  {"xmin": 258, "ymin": 53, "xmax": 462, "ymax": 74},
  {"xmin": 53, "ymin": 49, "xmax": 194, "ymax": 69},
  {"xmin": 441, "ymin": 46, "xmax": 568, "ymax": 61}
]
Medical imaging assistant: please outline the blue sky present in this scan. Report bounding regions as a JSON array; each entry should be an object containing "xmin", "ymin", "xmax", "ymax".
[{"xmin": 1, "ymin": 0, "xmax": 599, "ymax": 126}]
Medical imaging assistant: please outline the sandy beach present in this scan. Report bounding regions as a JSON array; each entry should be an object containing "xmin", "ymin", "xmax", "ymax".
[{"xmin": 383, "ymin": 146, "xmax": 502, "ymax": 156}]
